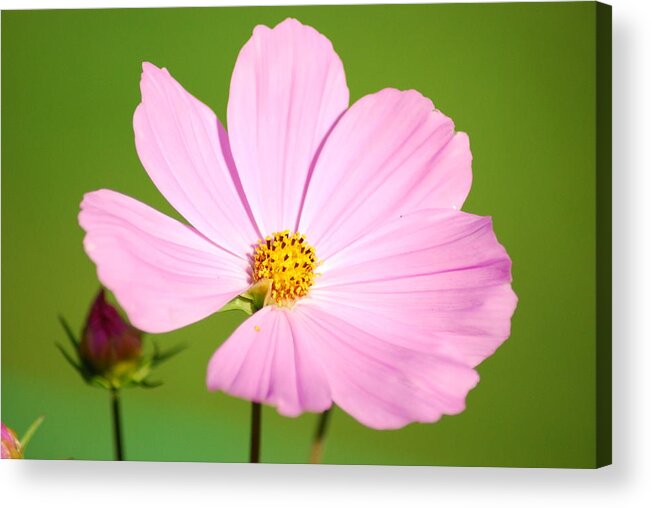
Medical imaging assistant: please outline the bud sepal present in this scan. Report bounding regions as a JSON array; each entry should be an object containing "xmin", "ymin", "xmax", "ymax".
[{"xmin": 219, "ymin": 279, "xmax": 274, "ymax": 316}]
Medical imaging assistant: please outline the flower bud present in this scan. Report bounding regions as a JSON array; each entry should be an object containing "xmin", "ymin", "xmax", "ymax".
[
  {"xmin": 1, "ymin": 422, "xmax": 23, "ymax": 459},
  {"xmin": 79, "ymin": 289, "xmax": 142, "ymax": 380}
]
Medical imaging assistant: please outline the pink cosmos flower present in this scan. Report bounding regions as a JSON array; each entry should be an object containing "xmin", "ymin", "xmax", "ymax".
[
  {"xmin": 79, "ymin": 18, "xmax": 517, "ymax": 429},
  {"xmin": 1, "ymin": 422, "xmax": 22, "ymax": 459}
]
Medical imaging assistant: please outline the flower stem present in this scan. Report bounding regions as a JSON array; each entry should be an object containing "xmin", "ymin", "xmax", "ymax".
[
  {"xmin": 250, "ymin": 402, "xmax": 262, "ymax": 463},
  {"xmin": 110, "ymin": 388, "xmax": 124, "ymax": 461},
  {"xmin": 309, "ymin": 407, "xmax": 333, "ymax": 464}
]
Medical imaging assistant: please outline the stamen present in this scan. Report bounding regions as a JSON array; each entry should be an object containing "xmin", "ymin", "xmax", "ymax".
[{"xmin": 251, "ymin": 231, "xmax": 319, "ymax": 306}]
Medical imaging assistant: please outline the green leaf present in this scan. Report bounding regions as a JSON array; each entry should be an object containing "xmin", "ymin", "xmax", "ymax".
[
  {"xmin": 245, "ymin": 279, "xmax": 272, "ymax": 311},
  {"xmin": 219, "ymin": 295, "xmax": 255, "ymax": 315},
  {"xmin": 151, "ymin": 342, "xmax": 187, "ymax": 367},
  {"xmin": 58, "ymin": 315, "xmax": 80, "ymax": 349},
  {"xmin": 20, "ymin": 416, "xmax": 44, "ymax": 451},
  {"xmin": 138, "ymin": 378, "xmax": 163, "ymax": 389},
  {"xmin": 132, "ymin": 367, "xmax": 151, "ymax": 383},
  {"xmin": 56, "ymin": 343, "xmax": 85, "ymax": 377},
  {"xmin": 90, "ymin": 376, "xmax": 112, "ymax": 390}
]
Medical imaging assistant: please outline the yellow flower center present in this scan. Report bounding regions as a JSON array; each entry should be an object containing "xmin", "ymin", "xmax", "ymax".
[{"xmin": 252, "ymin": 231, "xmax": 318, "ymax": 306}]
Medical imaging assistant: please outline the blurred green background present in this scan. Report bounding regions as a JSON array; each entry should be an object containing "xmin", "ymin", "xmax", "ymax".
[{"xmin": 2, "ymin": 2, "xmax": 601, "ymax": 467}]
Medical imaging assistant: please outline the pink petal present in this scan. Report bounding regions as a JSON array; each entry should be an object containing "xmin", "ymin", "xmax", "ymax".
[
  {"xmin": 227, "ymin": 18, "xmax": 349, "ymax": 235},
  {"xmin": 134, "ymin": 63, "xmax": 260, "ymax": 256},
  {"xmin": 79, "ymin": 190, "xmax": 250, "ymax": 333},
  {"xmin": 299, "ymin": 88, "xmax": 471, "ymax": 259},
  {"xmin": 313, "ymin": 209, "xmax": 517, "ymax": 368},
  {"xmin": 206, "ymin": 306, "xmax": 331, "ymax": 417},
  {"xmin": 400, "ymin": 132, "xmax": 472, "ymax": 213},
  {"xmin": 293, "ymin": 301, "xmax": 480, "ymax": 430}
]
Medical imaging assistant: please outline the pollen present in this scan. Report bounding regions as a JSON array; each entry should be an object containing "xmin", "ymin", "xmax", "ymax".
[{"xmin": 252, "ymin": 231, "xmax": 318, "ymax": 306}]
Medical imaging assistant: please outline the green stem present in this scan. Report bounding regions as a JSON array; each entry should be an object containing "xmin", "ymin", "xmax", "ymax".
[
  {"xmin": 250, "ymin": 402, "xmax": 262, "ymax": 463},
  {"xmin": 309, "ymin": 407, "xmax": 333, "ymax": 464},
  {"xmin": 110, "ymin": 388, "xmax": 124, "ymax": 461}
]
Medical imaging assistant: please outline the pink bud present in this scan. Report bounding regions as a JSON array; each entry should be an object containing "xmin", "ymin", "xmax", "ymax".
[
  {"xmin": 79, "ymin": 289, "xmax": 142, "ymax": 376},
  {"xmin": 1, "ymin": 423, "xmax": 22, "ymax": 459}
]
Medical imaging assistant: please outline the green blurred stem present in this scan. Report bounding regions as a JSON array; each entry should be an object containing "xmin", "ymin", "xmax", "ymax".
[
  {"xmin": 309, "ymin": 408, "xmax": 332, "ymax": 464},
  {"xmin": 250, "ymin": 402, "xmax": 261, "ymax": 463},
  {"xmin": 110, "ymin": 388, "xmax": 124, "ymax": 461}
]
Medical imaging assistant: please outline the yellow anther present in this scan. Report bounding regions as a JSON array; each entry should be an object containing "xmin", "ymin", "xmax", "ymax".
[{"xmin": 251, "ymin": 231, "xmax": 318, "ymax": 306}]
